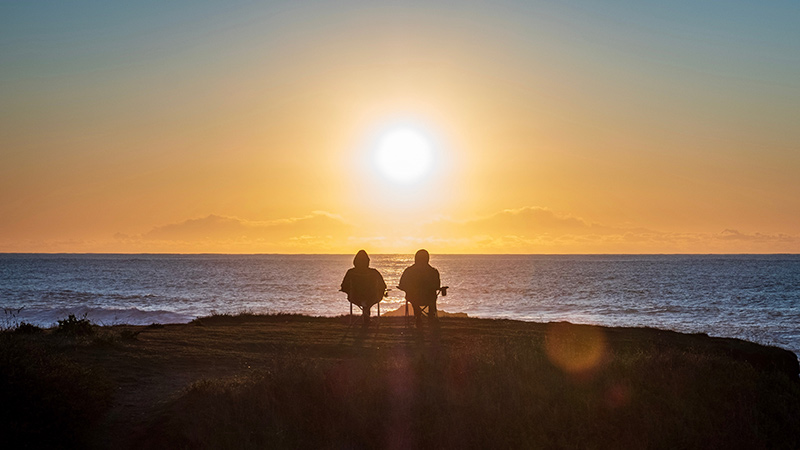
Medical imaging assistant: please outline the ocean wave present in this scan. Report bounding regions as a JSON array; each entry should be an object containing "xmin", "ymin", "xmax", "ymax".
[
  {"xmin": 2, "ymin": 306, "xmax": 193, "ymax": 328},
  {"xmin": 2, "ymin": 254, "xmax": 799, "ymax": 356}
]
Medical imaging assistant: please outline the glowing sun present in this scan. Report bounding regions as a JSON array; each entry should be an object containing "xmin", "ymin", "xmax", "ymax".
[{"xmin": 374, "ymin": 128, "xmax": 433, "ymax": 183}]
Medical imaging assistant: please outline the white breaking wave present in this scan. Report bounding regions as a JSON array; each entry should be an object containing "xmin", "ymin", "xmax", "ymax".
[{"xmin": 2, "ymin": 306, "xmax": 193, "ymax": 328}]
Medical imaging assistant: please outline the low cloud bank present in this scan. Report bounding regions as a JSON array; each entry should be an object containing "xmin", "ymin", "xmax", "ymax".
[
  {"xmin": 97, "ymin": 206, "xmax": 800, "ymax": 254},
  {"xmin": 112, "ymin": 211, "xmax": 354, "ymax": 253},
  {"xmin": 417, "ymin": 208, "xmax": 799, "ymax": 253}
]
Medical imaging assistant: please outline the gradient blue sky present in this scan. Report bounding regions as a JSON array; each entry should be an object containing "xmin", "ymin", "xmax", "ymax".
[{"xmin": 2, "ymin": 1, "xmax": 799, "ymax": 253}]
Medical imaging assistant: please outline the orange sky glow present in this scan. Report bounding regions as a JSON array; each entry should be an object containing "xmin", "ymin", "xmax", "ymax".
[{"xmin": 2, "ymin": 2, "xmax": 799, "ymax": 254}]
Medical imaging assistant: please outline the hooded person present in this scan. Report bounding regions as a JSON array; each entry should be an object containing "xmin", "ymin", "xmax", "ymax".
[
  {"xmin": 340, "ymin": 250, "xmax": 387, "ymax": 327},
  {"xmin": 398, "ymin": 249, "xmax": 442, "ymax": 327}
]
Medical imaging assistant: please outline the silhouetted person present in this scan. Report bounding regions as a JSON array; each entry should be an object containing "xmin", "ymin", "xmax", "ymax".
[
  {"xmin": 341, "ymin": 250, "xmax": 387, "ymax": 327},
  {"xmin": 398, "ymin": 249, "xmax": 441, "ymax": 328}
]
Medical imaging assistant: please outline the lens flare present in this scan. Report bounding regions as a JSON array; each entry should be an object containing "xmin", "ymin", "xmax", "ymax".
[{"xmin": 545, "ymin": 322, "xmax": 607, "ymax": 374}]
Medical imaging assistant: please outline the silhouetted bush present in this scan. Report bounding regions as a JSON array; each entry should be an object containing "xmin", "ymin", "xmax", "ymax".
[
  {"xmin": 55, "ymin": 314, "xmax": 95, "ymax": 336},
  {"xmin": 13, "ymin": 322, "xmax": 43, "ymax": 335}
]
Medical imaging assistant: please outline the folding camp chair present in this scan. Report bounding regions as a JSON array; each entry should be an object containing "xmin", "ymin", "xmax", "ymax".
[
  {"xmin": 402, "ymin": 286, "xmax": 448, "ymax": 327},
  {"xmin": 349, "ymin": 298, "xmax": 381, "ymax": 325},
  {"xmin": 346, "ymin": 289, "xmax": 389, "ymax": 327}
]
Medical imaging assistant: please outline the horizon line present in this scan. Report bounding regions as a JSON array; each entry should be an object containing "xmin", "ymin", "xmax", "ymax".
[{"xmin": 2, "ymin": 252, "xmax": 798, "ymax": 256}]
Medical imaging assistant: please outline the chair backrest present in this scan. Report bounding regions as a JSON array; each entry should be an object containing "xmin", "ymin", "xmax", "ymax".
[{"xmin": 346, "ymin": 272, "xmax": 382, "ymax": 306}]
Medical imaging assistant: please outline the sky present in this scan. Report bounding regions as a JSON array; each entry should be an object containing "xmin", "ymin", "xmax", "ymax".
[{"xmin": 1, "ymin": 0, "xmax": 799, "ymax": 254}]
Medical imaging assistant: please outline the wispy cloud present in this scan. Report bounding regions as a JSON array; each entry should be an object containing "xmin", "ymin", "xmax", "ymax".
[
  {"xmin": 112, "ymin": 211, "xmax": 354, "ymax": 253},
  {"xmin": 93, "ymin": 207, "xmax": 800, "ymax": 253},
  {"xmin": 418, "ymin": 207, "xmax": 800, "ymax": 253},
  {"xmin": 424, "ymin": 207, "xmax": 603, "ymax": 236},
  {"xmin": 142, "ymin": 212, "xmax": 351, "ymax": 241},
  {"xmin": 717, "ymin": 229, "xmax": 797, "ymax": 243}
]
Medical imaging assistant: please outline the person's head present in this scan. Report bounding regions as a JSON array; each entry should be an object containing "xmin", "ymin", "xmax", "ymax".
[
  {"xmin": 353, "ymin": 249, "xmax": 370, "ymax": 268},
  {"xmin": 414, "ymin": 249, "xmax": 430, "ymax": 265}
]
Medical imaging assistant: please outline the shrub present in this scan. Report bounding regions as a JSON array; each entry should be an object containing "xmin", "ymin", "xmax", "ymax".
[
  {"xmin": 13, "ymin": 322, "xmax": 43, "ymax": 335},
  {"xmin": 55, "ymin": 314, "xmax": 95, "ymax": 336}
]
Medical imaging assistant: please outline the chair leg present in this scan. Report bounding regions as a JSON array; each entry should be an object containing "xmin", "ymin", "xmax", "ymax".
[{"xmin": 350, "ymin": 303, "xmax": 367, "ymax": 327}]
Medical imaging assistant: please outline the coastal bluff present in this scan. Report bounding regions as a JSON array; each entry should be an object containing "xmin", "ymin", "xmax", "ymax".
[{"xmin": 2, "ymin": 314, "xmax": 799, "ymax": 449}]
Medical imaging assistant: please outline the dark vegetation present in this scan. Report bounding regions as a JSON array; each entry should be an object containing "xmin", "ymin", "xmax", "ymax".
[
  {"xmin": 55, "ymin": 313, "xmax": 96, "ymax": 336},
  {"xmin": 13, "ymin": 321, "xmax": 43, "ymax": 335},
  {"xmin": 1, "ymin": 313, "xmax": 798, "ymax": 449},
  {"xmin": 0, "ymin": 334, "xmax": 113, "ymax": 448}
]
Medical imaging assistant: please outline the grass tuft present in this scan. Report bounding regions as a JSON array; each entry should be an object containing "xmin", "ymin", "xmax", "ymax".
[{"xmin": 190, "ymin": 311, "xmax": 321, "ymax": 326}]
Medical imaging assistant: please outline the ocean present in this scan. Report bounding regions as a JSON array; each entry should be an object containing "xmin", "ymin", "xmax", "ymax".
[{"xmin": 1, "ymin": 254, "xmax": 799, "ymax": 356}]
